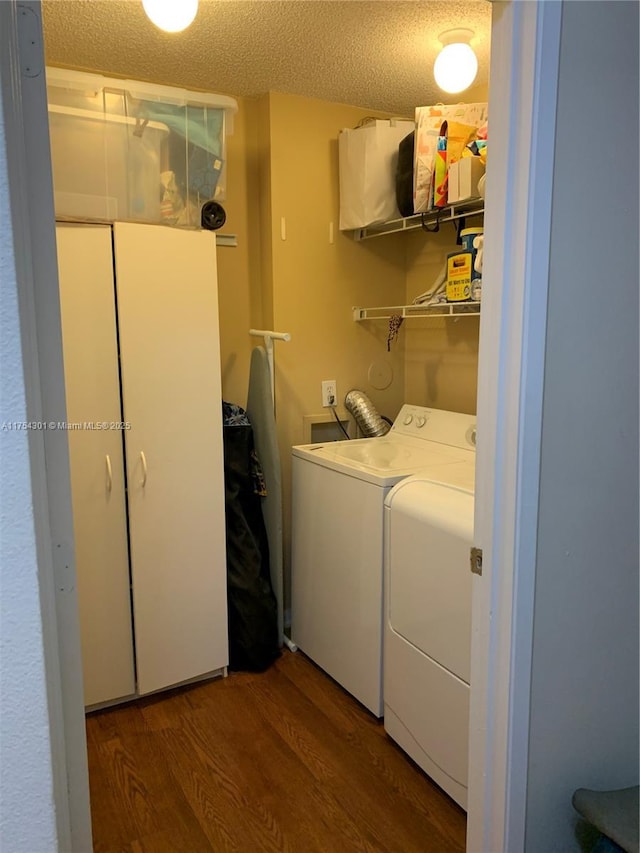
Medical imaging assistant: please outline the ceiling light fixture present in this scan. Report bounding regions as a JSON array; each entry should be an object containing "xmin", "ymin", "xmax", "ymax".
[
  {"xmin": 142, "ymin": 0, "xmax": 199, "ymax": 33},
  {"xmin": 434, "ymin": 29, "xmax": 478, "ymax": 95}
]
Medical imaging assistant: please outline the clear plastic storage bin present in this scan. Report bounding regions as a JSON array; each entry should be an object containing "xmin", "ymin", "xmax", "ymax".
[{"xmin": 46, "ymin": 67, "xmax": 238, "ymax": 227}]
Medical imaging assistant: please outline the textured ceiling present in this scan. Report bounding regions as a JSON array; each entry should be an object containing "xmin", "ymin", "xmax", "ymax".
[{"xmin": 42, "ymin": 0, "xmax": 491, "ymax": 115}]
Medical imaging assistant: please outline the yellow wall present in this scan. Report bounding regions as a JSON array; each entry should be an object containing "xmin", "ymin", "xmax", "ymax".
[
  {"xmin": 264, "ymin": 93, "xmax": 407, "ymax": 431},
  {"xmin": 398, "ymin": 79, "xmax": 487, "ymax": 414},
  {"xmin": 175, "ymin": 84, "xmax": 489, "ymax": 417},
  {"xmin": 215, "ymin": 95, "xmax": 263, "ymax": 407},
  {"xmin": 254, "ymin": 92, "xmax": 410, "ymax": 603},
  {"xmin": 403, "ymin": 227, "xmax": 480, "ymax": 414}
]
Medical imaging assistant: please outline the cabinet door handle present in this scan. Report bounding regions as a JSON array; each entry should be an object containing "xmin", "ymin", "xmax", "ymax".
[
  {"xmin": 140, "ymin": 451, "xmax": 147, "ymax": 487},
  {"xmin": 105, "ymin": 454, "xmax": 113, "ymax": 492}
]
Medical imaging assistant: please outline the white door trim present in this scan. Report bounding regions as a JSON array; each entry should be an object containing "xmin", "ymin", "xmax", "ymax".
[
  {"xmin": 1, "ymin": 2, "xmax": 92, "ymax": 849},
  {"xmin": 467, "ymin": 2, "xmax": 562, "ymax": 851}
]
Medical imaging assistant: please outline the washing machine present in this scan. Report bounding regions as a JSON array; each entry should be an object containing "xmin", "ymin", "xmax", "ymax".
[
  {"xmin": 384, "ymin": 458, "xmax": 475, "ymax": 810},
  {"xmin": 291, "ymin": 405, "xmax": 476, "ymax": 717}
]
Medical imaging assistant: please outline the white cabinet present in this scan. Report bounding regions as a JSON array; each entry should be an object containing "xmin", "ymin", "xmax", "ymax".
[
  {"xmin": 57, "ymin": 222, "xmax": 228, "ymax": 706},
  {"xmin": 57, "ymin": 224, "xmax": 135, "ymax": 707}
]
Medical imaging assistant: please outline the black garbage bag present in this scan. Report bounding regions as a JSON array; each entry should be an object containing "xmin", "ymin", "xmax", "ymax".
[
  {"xmin": 223, "ymin": 417, "xmax": 279, "ymax": 672},
  {"xmin": 396, "ymin": 130, "xmax": 415, "ymax": 218}
]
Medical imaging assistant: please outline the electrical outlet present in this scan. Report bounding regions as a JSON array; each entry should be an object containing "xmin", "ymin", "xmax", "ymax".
[{"xmin": 321, "ymin": 380, "xmax": 337, "ymax": 408}]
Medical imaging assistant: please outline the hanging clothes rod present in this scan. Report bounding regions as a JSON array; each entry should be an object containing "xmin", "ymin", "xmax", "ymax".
[{"xmin": 249, "ymin": 329, "xmax": 291, "ymax": 408}]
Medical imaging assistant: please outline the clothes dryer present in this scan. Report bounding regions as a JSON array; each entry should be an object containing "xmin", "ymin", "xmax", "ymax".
[
  {"xmin": 384, "ymin": 464, "xmax": 475, "ymax": 809},
  {"xmin": 291, "ymin": 405, "xmax": 476, "ymax": 716}
]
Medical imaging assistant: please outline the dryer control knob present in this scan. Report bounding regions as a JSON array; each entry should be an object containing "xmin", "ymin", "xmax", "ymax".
[
  {"xmin": 403, "ymin": 414, "xmax": 413, "ymax": 425},
  {"xmin": 416, "ymin": 416, "xmax": 426, "ymax": 428}
]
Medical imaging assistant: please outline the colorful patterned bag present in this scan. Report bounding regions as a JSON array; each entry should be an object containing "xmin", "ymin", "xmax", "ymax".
[{"xmin": 413, "ymin": 103, "xmax": 488, "ymax": 213}]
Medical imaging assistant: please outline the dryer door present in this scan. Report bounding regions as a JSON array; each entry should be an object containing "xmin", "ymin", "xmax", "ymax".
[{"xmin": 386, "ymin": 478, "xmax": 473, "ymax": 683}]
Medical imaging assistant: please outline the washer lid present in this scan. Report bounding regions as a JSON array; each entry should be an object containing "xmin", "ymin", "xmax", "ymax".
[
  {"xmin": 293, "ymin": 435, "xmax": 470, "ymax": 487},
  {"xmin": 386, "ymin": 476, "xmax": 474, "ymax": 683}
]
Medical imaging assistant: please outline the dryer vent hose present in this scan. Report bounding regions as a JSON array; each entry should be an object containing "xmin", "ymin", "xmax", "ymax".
[{"xmin": 344, "ymin": 389, "xmax": 390, "ymax": 438}]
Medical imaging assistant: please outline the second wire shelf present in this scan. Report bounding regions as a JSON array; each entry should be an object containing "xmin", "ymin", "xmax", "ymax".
[{"xmin": 353, "ymin": 302, "xmax": 481, "ymax": 321}]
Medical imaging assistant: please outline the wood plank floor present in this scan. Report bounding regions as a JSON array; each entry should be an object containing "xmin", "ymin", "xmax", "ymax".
[{"xmin": 86, "ymin": 650, "xmax": 466, "ymax": 852}]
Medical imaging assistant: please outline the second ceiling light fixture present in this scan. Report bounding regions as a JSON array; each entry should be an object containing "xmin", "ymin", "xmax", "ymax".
[
  {"xmin": 434, "ymin": 28, "xmax": 478, "ymax": 94},
  {"xmin": 142, "ymin": 0, "xmax": 199, "ymax": 33}
]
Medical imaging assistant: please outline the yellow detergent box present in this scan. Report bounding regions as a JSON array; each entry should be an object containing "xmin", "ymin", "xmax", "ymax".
[{"xmin": 446, "ymin": 251, "xmax": 473, "ymax": 301}]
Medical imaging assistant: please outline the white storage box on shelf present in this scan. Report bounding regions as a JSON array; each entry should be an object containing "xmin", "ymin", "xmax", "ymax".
[
  {"xmin": 46, "ymin": 67, "xmax": 238, "ymax": 227},
  {"xmin": 448, "ymin": 157, "xmax": 486, "ymax": 203},
  {"xmin": 338, "ymin": 118, "xmax": 415, "ymax": 231}
]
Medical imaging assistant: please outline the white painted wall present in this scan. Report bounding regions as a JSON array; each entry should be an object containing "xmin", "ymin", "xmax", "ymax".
[
  {"xmin": 0, "ymin": 76, "xmax": 58, "ymax": 853},
  {"xmin": 524, "ymin": 2, "xmax": 639, "ymax": 850}
]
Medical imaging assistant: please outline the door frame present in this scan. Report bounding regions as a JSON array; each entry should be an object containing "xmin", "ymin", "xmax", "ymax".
[
  {"xmin": 467, "ymin": 1, "xmax": 562, "ymax": 850},
  {"xmin": 2, "ymin": 1, "xmax": 563, "ymax": 850},
  {"xmin": 1, "ymin": 1, "xmax": 92, "ymax": 849}
]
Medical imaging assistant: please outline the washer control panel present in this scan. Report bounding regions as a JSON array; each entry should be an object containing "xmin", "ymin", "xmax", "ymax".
[{"xmin": 391, "ymin": 404, "xmax": 476, "ymax": 450}]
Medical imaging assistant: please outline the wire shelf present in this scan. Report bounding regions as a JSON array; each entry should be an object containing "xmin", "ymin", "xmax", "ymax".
[
  {"xmin": 352, "ymin": 302, "xmax": 481, "ymax": 321},
  {"xmin": 350, "ymin": 198, "xmax": 484, "ymax": 240}
]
